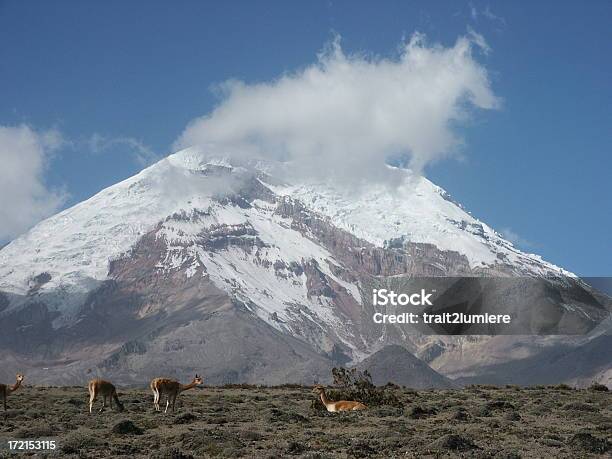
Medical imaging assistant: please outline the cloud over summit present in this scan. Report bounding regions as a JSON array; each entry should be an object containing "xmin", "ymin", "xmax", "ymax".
[
  {"xmin": 0, "ymin": 125, "xmax": 67, "ymax": 241},
  {"xmin": 176, "ymin": 32, "xmax": 500, "ymax": 184}
]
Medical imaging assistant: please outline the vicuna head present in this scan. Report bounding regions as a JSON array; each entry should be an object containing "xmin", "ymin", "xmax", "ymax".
[
  {"xmin": 312, "ymin": 384, "xmax": 325, "ymax": 394},
  {"xmin": 193, "ymin": 374, "xmax": 203, "ymax": 386},
  {"xmin": 16, "ymin": 374, "xmax": 24, "ymax": 383}
]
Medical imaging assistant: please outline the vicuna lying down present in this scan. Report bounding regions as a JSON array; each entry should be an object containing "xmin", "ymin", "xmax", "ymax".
[{"xmin": 313, "ymin": 385, "xmax": 367, "ymax": 412}]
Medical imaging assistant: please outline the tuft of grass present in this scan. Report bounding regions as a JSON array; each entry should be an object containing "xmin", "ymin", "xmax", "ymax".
[
  {"xmin": 111, "ymin": 419, "xmax": 144, "ymax": 435},
  {"xmin": 151, "ymin": 447, "xmax": 195, "ymax": 459},
  {"xmin": 268, "ymin": 407, "xmax": 310, "ymax": 424},
  {"xmin": 347, "ymin": 440, "xmax": 378, "ymax": 458},
  {"xmin": 486, "ymin": 400, "xmax": 516, "ymax": 410},
  {"xmin": 503, "ymin": 411, "xmax": 521, "ymax": 421},
  {"xmin": 562, "ymin": 402, "xmax": 599, "ymax": 412},
  {"xmin": 174, "ymin": 412, "xmax": 198, "ymax": 424},
  {"xmin": 430, "ymin": 433, "xmax": 477, "ymax": 451},
  {"xmin": 61, "ymin": 429, "xmax": 101, "ymax": 454},
  {"xmin": 451, "ymin": 408, "xmax": 470, "ymax": 421},
  {"xmin": 568, "ymin": 432, "xmax": 611, "ymax": 453},
  {"xmin": 286, "ymin": 440, "xmax": 307, "ymax": 455},
  {"xmin": 406, "ymin": 405, "xmax": 437, "ymax": 419}
]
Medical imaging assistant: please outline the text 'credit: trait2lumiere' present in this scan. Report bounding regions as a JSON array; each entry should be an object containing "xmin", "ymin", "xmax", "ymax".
[{"xmin": 371, "ymin": 289, "xmax": 512, "ymax": 325}]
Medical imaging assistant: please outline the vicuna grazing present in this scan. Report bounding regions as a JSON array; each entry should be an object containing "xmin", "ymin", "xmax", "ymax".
[
  {"xmin": 150, "ymin": 374, "xmax": 203, "ymax": 413},
  {"xmin": 313, "ymin": 385, "xmax": 367, "ymax": 412},
  {"xmin": 88, "ymin": 379, "xmax": 124, "ymax": 413},
  {"xmin": 0, "ymin": 373, "xmax": 24, "ymax": 411}
]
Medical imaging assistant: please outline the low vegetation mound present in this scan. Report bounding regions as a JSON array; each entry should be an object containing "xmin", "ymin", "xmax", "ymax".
[
  {"xmin": 311, "ymin": 367, "xmax": 403, "ymax": 412},
  {"xmin": 407, "ymin": 405, "xmax": 437, "ymax": 419},
  {"xmin": 569, "ymin": 432, "xmax": 610, "ymax": 454},
  {"xmin": 588, "ymin": 382, "xmax": 609, "ymax": 392},
  {"xmin": 111, "ymin": 419, "xmax": 144, "ymax": 435},
  {"xmin": 431, "ymin": 433, "xmax": 477, "ymax": 451}
]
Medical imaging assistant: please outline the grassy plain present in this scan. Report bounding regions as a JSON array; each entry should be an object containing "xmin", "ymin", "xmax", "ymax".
[{"xmin": 0, "ymin": 384, "xmax": 610, "ymax": 458}]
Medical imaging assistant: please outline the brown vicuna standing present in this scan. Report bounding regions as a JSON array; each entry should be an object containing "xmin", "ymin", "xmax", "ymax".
[
  {"xmin": 88, "ymin": 379, "xmax": 124, "ymax": 413},
  {"xmin": 313, "ymin": 385, "xmax": 367, "ymax": 412},
  {"xmin": 150, "ymin": 374, "xmax": 203, "ymax": 413},
  {"xmin": 0, "ymin": 373, "xmax": 24, "ymax": 411}
]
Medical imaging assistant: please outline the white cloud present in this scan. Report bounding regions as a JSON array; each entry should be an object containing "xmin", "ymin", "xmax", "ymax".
[
  {"xmin": 501, "ymin": 227, "xmax": 533, "ymax": 249},
  {"xmin": 0, "ymin": 125, "xmax": 67, "ymax": 241},
  {"xmin": 469, "ymin": 4, "xmax": 506, "ymax": 29},
  {"xmin": 88, "ymin": 133, "xmax": 159, "ymax": 166},
  {"xmin": 482, "ymin": 5, "xmax": 506, "ymax": 27},
  {"xmin": 469, "ymin": 2, "xmax": 479, "ymax": 20},
  {"xmin": 467, "ymin": 27, "xmax": 491, "ymax": 56},
  {"xmin": 175, "ymin": 32, "xmax": 500, "ymax": 186}
]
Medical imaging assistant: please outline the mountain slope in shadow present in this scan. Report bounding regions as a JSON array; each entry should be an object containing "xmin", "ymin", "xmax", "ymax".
[{"xmin": 355, "ymin": 344, "xmax": 456, "ymax": 388}]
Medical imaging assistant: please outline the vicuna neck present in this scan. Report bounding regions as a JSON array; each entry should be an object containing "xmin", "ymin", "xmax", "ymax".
[
  {"xmin": 319, "ymin": 390, "xmax": 331, "ymax": 406},
  {"xmin": 9, "ymin": 380, "xmax": 22, "ymax": 393},
  {"xmin": 179, "ymin": 381, "xmax": 198, "ymax": 392}
]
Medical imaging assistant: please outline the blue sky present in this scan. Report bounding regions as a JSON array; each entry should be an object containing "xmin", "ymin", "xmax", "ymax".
[{"xmin": 0, "ymin": 0, "xmax": 610, "ymax": 275}]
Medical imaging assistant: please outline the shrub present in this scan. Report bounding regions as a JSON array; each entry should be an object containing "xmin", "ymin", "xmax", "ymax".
[
  {"xmin": 311, "ymin": 367, "xmax": 403, "ymax": 410},
  {"xmin": 549, "ymin": 383, "xmax": 573, "ymax": 391},
  {"xmin": 588, "ymin": 383, "xmax": 609, "ymax": 392}
]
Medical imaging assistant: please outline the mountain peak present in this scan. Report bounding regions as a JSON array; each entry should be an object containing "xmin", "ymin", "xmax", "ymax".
[
  {"xmin": 0, "ymin": 147, "xmax": 574, "ymax": 327},
  {"xmin": 356, "ymin": 345, "xmax": 456, "ymax": 388}
]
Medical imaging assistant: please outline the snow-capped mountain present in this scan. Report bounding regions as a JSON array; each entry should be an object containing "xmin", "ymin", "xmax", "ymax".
[
  {"xmin": 0, "ymin": 147, "xmax": 569, "ymax": 298},
  {"xmin": 0, "ymin": 148, "xmax": 608, "ymax": 386}
]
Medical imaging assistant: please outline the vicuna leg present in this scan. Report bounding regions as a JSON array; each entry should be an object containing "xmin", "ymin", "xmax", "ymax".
[
  {"xmin": 89, "ymin": 393, "xmax": 96, "ymax": 413},
  {"xmin": 153, "ymin": 389, "xmax": 160, "ymax": 411}
]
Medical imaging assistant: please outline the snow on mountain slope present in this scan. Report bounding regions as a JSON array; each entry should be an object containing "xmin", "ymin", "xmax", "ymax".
[
  {"xmin": 153, "ymin": 197, "xmax": 362, "ymax": 350},
  {"xmin": 268, "ymin": 176, "xmax": 569, "ymax": 277},
  {"xmin": 0, "ymin": 156, "xmax": 207, "ymax": 294},
  {"xmin": 0, "ymin": 146, "xmax": 570, "ymax": 329}
]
